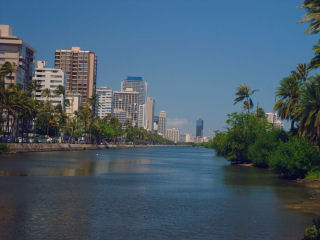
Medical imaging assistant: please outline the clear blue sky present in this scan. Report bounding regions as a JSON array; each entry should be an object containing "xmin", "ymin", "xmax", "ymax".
[{"xmin": 0, "ymin": 0, "xmax": 317, "ymax": 136}]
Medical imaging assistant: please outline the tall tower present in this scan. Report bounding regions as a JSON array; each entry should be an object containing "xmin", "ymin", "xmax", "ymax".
[
  {"xmin": 54, "ymin": 47, "xmax": 97, "ymax": 105},
  {"xmin": 121, "ymin": 76, "xmax": 147, "ymax": 106},
  {"xmin": 145, "ymin": 97, "xmax": 155, "ymax": 131},
  {"xmin": 0, "ymin": 25, "xmax": 35, "ymax": 89},
  {"xmin": 196, "ymin": 118, "xmax": 204, "ymax": 137},
  {"xmin": 158, "ymin": 110, "xmax": 167, "ymax": 137}
]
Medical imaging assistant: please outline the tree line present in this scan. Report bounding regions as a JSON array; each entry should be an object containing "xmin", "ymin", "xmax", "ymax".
[{"xmin": 0, "ymin": 62, "xmax": 172, "ymax": 147}]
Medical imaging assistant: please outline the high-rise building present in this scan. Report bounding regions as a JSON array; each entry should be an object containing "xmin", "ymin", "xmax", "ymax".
[
  {"xmin": 0, "ymin": 25, "xmax": 35, "ymax": 89},
  {"xmin": 96, "ymin": 86, "xmax": 113, "ymax": 118},
  {"xmin": 196, "ymin": 118, "xmax": 204, "ymax": 137},
  {"xmin": 113, "ymin": 88, "xmax": 139, "ymax": 125},
  {"xmin": 145, "ymin": 97, "xmax": 155, "ymax": 131},
  {"xmin": 54, "ymin": 47, "xmax": 97, "ymax": 106},
  {"xmin": 33, "ymin": 61, "xmax": 65, "ymax": 107},
  {"xmin": 158, "ymin": 110, "xmax": 167, "ymax": 137},
  {"xmin": 121, "ymin": 76, "xmax": 147, "ymax": 106},
  {"xmin": 138, "ymin": 104, "xmax": 146, "ymax": 128},
  {"xmin": 166, "ymin": 128, "xmax": 181, "ymax": 143}
]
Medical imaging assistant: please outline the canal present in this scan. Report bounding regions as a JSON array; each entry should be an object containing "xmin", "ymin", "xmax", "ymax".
[{"xmin": 0, "ymin": 146, "xmax": 315, "ymax": 239}]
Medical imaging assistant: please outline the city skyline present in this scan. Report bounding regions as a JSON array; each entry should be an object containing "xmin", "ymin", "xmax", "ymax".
[{"xmin": 1, "ymin": 0, "xmax": 315, "ymax": 136}]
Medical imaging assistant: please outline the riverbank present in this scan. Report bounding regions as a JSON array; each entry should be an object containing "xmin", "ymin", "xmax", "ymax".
[{"xmin": 4, "ymin": 143, "xmax": 168, "ymax": 154}]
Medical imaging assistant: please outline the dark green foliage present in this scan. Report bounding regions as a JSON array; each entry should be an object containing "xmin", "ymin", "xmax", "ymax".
[
  {"xmin": 210, "ymin": 112, "xmax": 271, "ymax": 163},
  {"xmin": 248, "ymin": 129, "xmax": 288, "ymax": 168},
  {"xmin": 0, "ymin": 143, "xmax": 9, "ymax": 153},
  {"xmin": 302, "ymin": 218, "xmax": 320, "ymax": 240},
  {"xmin": 269, "ymin": 136, "xmax": 320, "ymax": 179}
]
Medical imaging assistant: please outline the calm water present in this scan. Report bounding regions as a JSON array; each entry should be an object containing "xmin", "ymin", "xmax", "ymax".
[{"xmin": 0, "ymin": 146, "xmax": 316, "ymax": 239}]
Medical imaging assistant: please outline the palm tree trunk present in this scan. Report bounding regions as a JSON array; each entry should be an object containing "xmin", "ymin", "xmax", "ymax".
[{"xmin": 290, "ymin": 120, "xmax": 295, "ymax": 132}]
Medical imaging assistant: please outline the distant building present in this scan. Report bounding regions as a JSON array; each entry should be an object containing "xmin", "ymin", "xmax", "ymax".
[
  {"xmin": 153, "ymin": 115, "xmax": 159, "ymax": 133},
  {"xmin": 145, "ymin": 97, "xmax": 155, "ymax": 131},
  {"xmin": 96, "ymin": 86, "xmax": 113, "ymax": 118},
  {"xmin": 166, "ymin": 128, "xmax": 181, "ymax": 143},
  {"xmin": 196, "ymin": 118, "xmax": 204, "ymax": 137},
  {"xmin": 182, "ymin": 133, "xmax": 194, "ymax": 143},
  {"xmin": 266, "ymin": 112, "xmax": 284, "ymax": 129},
  {"xmin": 54, "ymin": 46, "xmax": 97, "ymax": 106},
  {"xmin": 65, "ymin": 92, "xmax": 81, "ymax": 117},
  {"xmin": 113, "ymin": 88, "xmax": 139, "ymax": 125},
  {"xmin": 138, "ymin": 104, "xmax": 146, "ymax": 128},
  {"xmin": 158, "ymin": 110, "xmax": 167, "ymax": 137},
  {"xmin": 0, "ymin": 25, "xmax": 35, "ymax": 89},
  {"xmin": 121, "ymin": 76, "xmax": 147, "ymax": 106},
  {"xmin": 33, "ymin": 61, "xmax": 65, "ymax": 107}
]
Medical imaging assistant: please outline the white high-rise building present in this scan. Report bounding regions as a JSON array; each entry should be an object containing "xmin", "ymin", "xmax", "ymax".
[
  {"xmin": 138, "ymin": 104, "xmax": 146, "ymax": 128},
  {"xmin": 145, "ymin": 97, "xmax": 155, "ymax": 131},
  {"xmin": 96, "ymin": 86, "xmax": 113, "ymax": 118},
  {"xmin": 166, "ymin": 128, "xmax": 181, "ymax": 143},
  {"xmin": 33, "ymin": 61, "xmax": 65, "ymax": 107},
  {"xmin": 158, "ymin": 110, "xmax": 167, "ymax": 137},
  {"xmin": 121, "ymin": 76, "xmax": 147, "ymax": 106}
]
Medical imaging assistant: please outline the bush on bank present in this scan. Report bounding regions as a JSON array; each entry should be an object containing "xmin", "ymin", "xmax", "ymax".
[
  {"xmin": 209, "ymin": 112, "xmax": 320, "ymax": 180},
  {"xmin": 248, "ymin": 129, "xmax": 288, "ymax": 168},
  {"xmin": 269, "ymin": 137, "xmax": 320, "ymax": 179}
]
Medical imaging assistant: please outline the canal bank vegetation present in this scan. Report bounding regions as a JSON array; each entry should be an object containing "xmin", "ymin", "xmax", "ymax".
[{"xmin": 208, "ymin": 0, "xmax": 320, "ymax": 181}]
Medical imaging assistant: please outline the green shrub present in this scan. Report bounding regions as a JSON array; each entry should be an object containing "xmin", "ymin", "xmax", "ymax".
[
  {"xmin": 269, "ymin": 136, "xmax": 320, "ymax": 179},
  {"xmin": 210, "ymin": 112, "xmax": 272, "ymax": 163},
  {"xmin": 248, "ymin": 129, "xmax": 288, "ymax": 168},
  {"xmin": 0, "ymin": 143, "xmax": 9, "ymax": 153},
  {"xmin": 302, "ymin": 218, "xmax": 320, "ymax": 240}
]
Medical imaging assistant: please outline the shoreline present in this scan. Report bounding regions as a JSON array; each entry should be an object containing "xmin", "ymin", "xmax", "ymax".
[
  {"xmin": 3, "ymin": 143, "xmax": 172, "ymax": 154},
  {"xmin": 234, "ymin": 161, "xmax": 320, "ymax": 216}
]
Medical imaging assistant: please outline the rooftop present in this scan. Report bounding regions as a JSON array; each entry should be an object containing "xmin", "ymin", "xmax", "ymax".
[{"xmin": 126, "ymin": 76, "xmax": 143, "ymax": 81}]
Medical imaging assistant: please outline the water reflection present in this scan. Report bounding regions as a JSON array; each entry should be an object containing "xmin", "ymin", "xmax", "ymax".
[{"xmin": 0, "ymin": 151, "xmax": 153, "ymax": 176}]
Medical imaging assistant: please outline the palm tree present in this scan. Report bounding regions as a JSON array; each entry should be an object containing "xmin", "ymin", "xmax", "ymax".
[
  {"xmin": 0, "ymin": 62, "xmax": 17, "ymax": 134},
  {"xmin": 41, "ymin": 88, "xmax": 52, "ymax": 102},
  {"xmin": 291, "ymin": 63, "xmax": 309, "ymax": 82},
  {"xmin": 298, "ymin": 0, "xmax": 320, "ymax": 35},
  {"xmin": 234, "ymin": 84, "xmax": 258, "ymax": 113},
  {"xmin": 274, "ymin": 75, "xmax": 301, "ymax": 131},
  {"xmin": 297, "ymin": 76, "xmax": 320, "ymax": 148}
]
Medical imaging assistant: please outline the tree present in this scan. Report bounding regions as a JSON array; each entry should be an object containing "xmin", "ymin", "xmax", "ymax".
[
  {"xmin": 274, "ymin": 75, "xmax": 301, "ymax": 131},
  {"xmin": 234, "ymin": 84, "xmax": 258, "ymax": 113},
  {"xmin": 298, "ymin": 0, "xmax": 320, "ymax": 35},
  {"xmin": 297, "ymin": 75, "xmax": 320, "ymax": 148},
  {"xmin": 291, "ymin": 63, "xmax": 309, "ymax": 82}
]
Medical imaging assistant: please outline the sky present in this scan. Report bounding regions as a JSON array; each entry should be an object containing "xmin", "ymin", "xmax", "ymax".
[{"xmin": 0, "ymin": 0, "xmax": 318, "ymax": 136}]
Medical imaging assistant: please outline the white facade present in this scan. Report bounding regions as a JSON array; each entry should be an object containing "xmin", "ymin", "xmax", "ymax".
[
  {"xmin": 166, "ymin": 128, "xmax": 181, "ymax": 143},
  {"xmin": 33, "ymin": 61, "xmax": 65, "ymax": 107},
  {"xmin": 65, "ymin": 92, "xmax": 81, "ymax": 117},
  {"xmin": 183, "ymin": 133, "xmax": 194, "ymax": 143},
  {"xmin": 158, "ymin": 110, "xmax": 167, "ymax": 137},
  {"xmin": 138, "ymin": 104, "xmax": 146, "ymax": 128},
  {"xmin": 96, "ymin": 86, "xmax": 113, "ymax": 118},
  {"xmin": 145, "ymin": 97, "xmax": 155, "ymax": 131},
  {"xmin": 266, "ymin": 112, "xmax": 284, "ymax": 129}
]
